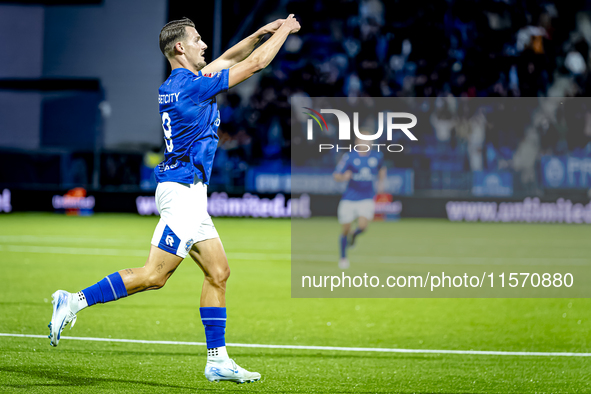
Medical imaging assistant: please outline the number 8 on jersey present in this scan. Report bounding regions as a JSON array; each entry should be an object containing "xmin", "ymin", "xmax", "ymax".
[{"xmin": 161, "ymin": 112, "xmax": 173, "ymax": 153}]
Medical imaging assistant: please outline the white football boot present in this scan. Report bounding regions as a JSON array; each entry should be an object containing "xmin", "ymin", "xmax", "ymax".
[
  {"xmin": 48, "ymin": 290, "xmax": 77, "ymax": 347},
  {"xmin": 204, "ymin": 359, "xmax": 261, "ymax": 384},
  {"xmin": 339, "ymin": 257, "xmax": 350, "ymax": 269}
]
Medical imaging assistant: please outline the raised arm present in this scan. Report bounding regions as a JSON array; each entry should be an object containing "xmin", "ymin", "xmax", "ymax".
[
  {"xmin": 201, "ymin": 19, "xmax": 286, "ymax": 74},
  {"xmin": 227, "ymin": 14, "xmax": 300, "ymax": 88}
]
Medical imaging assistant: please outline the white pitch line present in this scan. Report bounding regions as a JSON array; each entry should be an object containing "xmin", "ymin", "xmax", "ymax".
[
  {"xmin": 1, "ymin": 333, "xmax": 590, "ymax": 357},
  {"xmin": 0, "ymin": 245, "xmax": 290, "ymax": 260},
  {"xmin": 1, "ymin": 244, "xmax": 584, "ymax": 265},
  {"xmin": 0, "ymin": 235, "xmax": 289, "ymax": 252},
  {"xmin": 227, "ymin": 252, "xmax": 291, "ymax": 260},
  {"xmin": 1, "ymin": 244, "xmax": 585, "ymax": 266},
  {"xmin": 0, "ymin": 244, "xmax": 146, "ymax": 257},
  {"xmin": 0, "ymin": 235, "xmax": 144, "ymax": 246}
]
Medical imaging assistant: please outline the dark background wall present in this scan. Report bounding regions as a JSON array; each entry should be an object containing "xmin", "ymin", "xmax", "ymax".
[
  {"xmin": 0, "ymin": 5, "xmax": 44, "ymax": 149},
  {"xmin": 0, "ymin": 0, "xmax": 167, "ymax": 150}
]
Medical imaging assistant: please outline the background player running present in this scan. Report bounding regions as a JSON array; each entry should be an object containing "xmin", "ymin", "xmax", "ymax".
[
  {"xmin": 333, "ymin": 133, "xmax": 387, "ymax": 269},
  {"xmin": 48, "ymin": 15, "xmax": 300, "ymax": 384}
]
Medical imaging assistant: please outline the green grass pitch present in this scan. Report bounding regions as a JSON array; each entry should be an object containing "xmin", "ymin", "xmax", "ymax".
[{"xmin": 0, "ymin": 213, "xmax": 590, "ymax": 393}]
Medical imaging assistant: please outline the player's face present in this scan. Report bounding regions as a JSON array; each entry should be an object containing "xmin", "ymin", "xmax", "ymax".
[{"xmin": 183, "ymin": 27, "xmax": 208, "ymax": 71}]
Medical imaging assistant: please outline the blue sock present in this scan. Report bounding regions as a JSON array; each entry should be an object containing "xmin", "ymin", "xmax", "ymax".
[
  {"xmin": 350, "ymin": 228, "xmax": 365, "ymax": 246},
  {"xmin": 81, "ymin": 272, "xmax": 128, "ymax": 307},
  {"xmin": 200, "ymin": 307, "xmax": 226, "ymax": 349},
  {"xmin": 340, "ymin": 235, "xmax": 347, "ymax": 258}
]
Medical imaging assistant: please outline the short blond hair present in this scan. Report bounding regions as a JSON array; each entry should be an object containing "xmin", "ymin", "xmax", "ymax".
[{"xmin": 159, "ymin": 17, "xmax": 195, "ymax": 57}]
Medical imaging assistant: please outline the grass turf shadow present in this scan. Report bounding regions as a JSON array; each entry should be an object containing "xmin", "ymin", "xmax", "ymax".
[
  {"xmin": 0, "ymin": 365, "xmax": 201, "ymax": 391},
  {"xmin": 0, "ymin": 365, "xmax": 486, "ymax": 394}
]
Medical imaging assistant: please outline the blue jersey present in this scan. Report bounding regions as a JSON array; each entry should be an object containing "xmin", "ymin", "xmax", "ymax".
[
  {"xmin": 335, "ymin": 151, "xmax": 384, "ymax": 201},
  {"xmin": 154, "ymin": 68, "xmax": 229, "ymax": 185}
]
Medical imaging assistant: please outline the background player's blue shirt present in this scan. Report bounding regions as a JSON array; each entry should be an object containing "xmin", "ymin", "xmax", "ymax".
[
  {"xmin": 155, "ymin": 67, "xmax": 229, "ymax": 185},
  {"xmin": 335, "ymin": 151, "xmax": 384, "ymax": 201}
]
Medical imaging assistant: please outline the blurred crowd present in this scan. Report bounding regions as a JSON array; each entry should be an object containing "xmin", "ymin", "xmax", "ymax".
[{"xmin": 212, "ymin": 0, "xmax": 591, "ymax": 192}]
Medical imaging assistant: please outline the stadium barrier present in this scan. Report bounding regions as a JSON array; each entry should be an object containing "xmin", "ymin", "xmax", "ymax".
[
  {"xmin": 289, "ymin": 194, "xmax": 591, "ymax": 224},
  {"xmin": 446, "ymin": 198, "xmax": 591, "ymax": 224},
  {"xmin": 2, "ymin": 187, "xmax": 590, "ymax": 223},
  {"xmin": 138, "ymin": 192, "xmax": 311, "ymax": 218},
  {"xmin": 0, "ymin": 188, "xmax": 308, "ymax": 218},
  {"xmin": 0, "ymin": 189, "xmax": 11, "ymax": 213}
]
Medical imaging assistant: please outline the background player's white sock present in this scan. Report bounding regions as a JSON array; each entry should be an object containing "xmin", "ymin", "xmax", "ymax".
[
  {"xmin": 69, "ymin": 291, "xmax": 88, "ymax": 314},
  {"xmin": 207, "ymin": 346, "xmax": 229, "ymax": 363}
]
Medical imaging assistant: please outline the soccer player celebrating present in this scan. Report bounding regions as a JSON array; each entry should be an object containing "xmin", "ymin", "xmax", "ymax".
[
  {"xmin": 48, "ymin": 15, "xmax": 300, "ymax": 384},
  {"xmin": 333, "ymin": 133, "xmax": 387, "ymax": 269}
]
